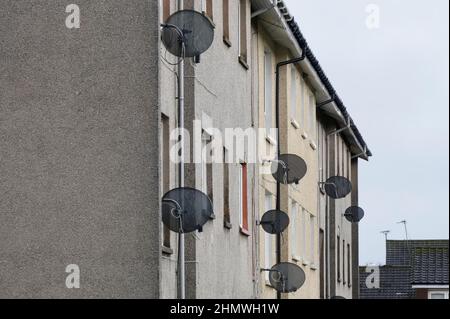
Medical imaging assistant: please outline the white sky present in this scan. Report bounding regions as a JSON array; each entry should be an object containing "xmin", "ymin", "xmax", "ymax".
[{"xmin": 284, "ymin": 0, "xmax": 450, "ymax": 264}]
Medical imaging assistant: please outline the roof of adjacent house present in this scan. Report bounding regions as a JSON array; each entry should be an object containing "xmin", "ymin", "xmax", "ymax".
[
  {"xmin": 360, "ymin": 240, "xmax": 449, "ymax": 299},
  {"xmin": 412, "ymin": 245, "xmax": 449, "ymax": 285},
  {"xmin": 359, "ymin": 266, "xmax": 416, "ymax": 299}
]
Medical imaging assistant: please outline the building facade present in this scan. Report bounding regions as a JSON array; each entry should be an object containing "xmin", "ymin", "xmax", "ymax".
[{"xmin": 0, "ymin": 0, "xmax": 371, "ymax": 299}]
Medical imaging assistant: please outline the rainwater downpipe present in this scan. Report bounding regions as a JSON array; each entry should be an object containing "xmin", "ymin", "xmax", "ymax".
[{"xmin": 275, "ymin": 50, "xmax": 306, "ymax": 300}]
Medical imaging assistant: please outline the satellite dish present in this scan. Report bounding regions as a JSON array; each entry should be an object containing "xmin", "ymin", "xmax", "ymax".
[
  {"xmin": 271, "ymin": 154, "xmax": 307, "ymax": 185},
  {"xmin": 344, "ymin": 206, "xmax": 365, "ymax": 223},
  {"xmin": 324, "ymin": 176, "xmax": 352, "ymax": 199},
  {"xmin": 162, "ymin": 187, "xmax": 214, "ymax": 234},
  {"xmin": 269, "ymin": 262, "xmax": 306, "ymax": 293},
  {"xmin": 161, "ymin": 10, "xmax": 215, "ymax": 58},
  {"xmin": 331, "ymin": 296, "xmax": 347, "ymax": 299},
  {"xmin": 260, "ymin": 210, "xmax": 290, "ymax": 235}
]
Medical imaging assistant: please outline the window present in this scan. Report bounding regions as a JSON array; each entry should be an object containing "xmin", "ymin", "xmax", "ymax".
[
  {"xmin": 290, "ymin": 67, "xmax": 297, "ymax": 121},
  {"xmin": 238, "ymin": 0, "xmax": 248, "ymax": 66},
  {"xmin": 203, "ymin": 0, "xmax": 213, "ymax": 21},
  {"xmin": 347, "ymin": 243, "xmax": 352, "ymax": 287},
  {"xmin": 291, "ymin": 201, "xmax": 300, "ymax": 258},
  {"xmin": 310, "ymin": 215, "xmax": 316, "ymax": 266},
  {"xmin": 343, "ymin": 240, "xmax": 346, "ymax": 285},
  {"xmin": 161, "ymin": 114, "xmax": 171, "ymax": 251},
  {"xmin": 347, "ymin": 150, "xmax": 352, "ymax": 180},
  {"xmin": 309, "ymin": 93, "xmax": 316, "ymax": 140},
  {"xmin": 223, "ymin": 148, "xmax": 231, "ymax": 228},
  {"xmin": 337, "ymin": 235, "xmax": 341, "ymax": 282},
  {"xmin": 162, "ymin": 0, "xmax": 171, "ymax": 22},
  {"xmin": 223, "ymin": 0, "xmax": 230, "ymax": 45},
  {"xmin": 302, "ymin": 208, "xmax": 308, "ymax": 264},
  {"xmin": 429, "ymin": 291, "xmax": 449, "ymax": 299},
  {"xmin": 264, "ymin": 192, "xmax": 274, "ymax": 280},
  {"xmin": 342, "ymin": 141, "xmax": 346, "ymax": 178},
  {"xmin": 239, "ymin": 163, "xmax": 249, "ymax": 234},
  {"xmin": 264, "ymin": 50, "xmax": 273, "ymax": 137},
  {"xmin": 300, "ymin": 78, "xmax": 306, "ymax": 129},
  {"xmin": 202, "ymin": 131, "xmax": 213, "ymax": 203},
  {"xmin": 336, "ymin": 138, "xmax": 341, "ymax": 176}
]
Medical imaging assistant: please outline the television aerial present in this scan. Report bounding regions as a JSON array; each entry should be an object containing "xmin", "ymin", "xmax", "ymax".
[
  {"xmin": 344, "ymin": 206, "xmax": 365, "ymax": 223},
  {"xmin": 271, "ymin": 154, "xmax": 308, "ymax": 185}
]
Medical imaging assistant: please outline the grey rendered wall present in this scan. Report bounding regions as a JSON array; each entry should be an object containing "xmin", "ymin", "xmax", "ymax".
[
  {"xmin": 181, "ymin": 0, "xmax": 255, "ymax": 299},
  {"xmin": 0, "ymin": 1, "xmax": 161, "ymax": 298}
]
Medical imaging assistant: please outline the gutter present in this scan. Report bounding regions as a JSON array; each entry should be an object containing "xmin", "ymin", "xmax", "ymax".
[{"xmin": 252, "ymin": 0, "xmax": 372, "ymax": 160}]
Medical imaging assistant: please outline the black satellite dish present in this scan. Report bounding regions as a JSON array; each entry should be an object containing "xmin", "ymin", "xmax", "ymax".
[
  {"xmin": 331, "ymin": 296, "xmax": 347, "ymax": 299},
  {"xmin": 260, "ymin": 210, "xmax": 290, "ymax": 235},
  {"xmin": 269, "ymin": 262, "xmax": 306, "ymax": 293},
  {"xmin": 161, "ymin": 10, "xmax": 215, "ymax": 58},
  {"xmin": 162, "ymin": 187, "xmax": 214, "ymax": 234},
  {"xmin": 344, "ymin": 206, "xmax": 365, "ymax": 223},
  {"xmin": 271, "ymin": 154, "xmax": 308, "ymax": 185},
  {"xmin": 324, "ymin": 176, "xmax": 352, "ymax": 199}
]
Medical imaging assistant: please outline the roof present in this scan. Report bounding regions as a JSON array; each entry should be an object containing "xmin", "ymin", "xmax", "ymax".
[
  {"xmin": 387, "ymin": 240, "xmax": 449, "ymax": 266},
  {"xmin": 359, "ymin": 266, "xmax": 416, "ymax": 299},
  {"xmin": 274, "ymin": 1, "xmax": 373, "ymax": 158},
  {"xmin": 412, "ymin": 246, "xmax": 449, "ymax": 285}
]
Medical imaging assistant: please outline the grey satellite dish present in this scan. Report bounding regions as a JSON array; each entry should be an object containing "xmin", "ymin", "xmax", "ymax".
[
  {"xmin": 324, "ymin": 176, "xmax": 352, "ymax": 199},
  {"xmin": 162, "ymin": 187, "xmax": 214, "ymax": 234},
  {"xmin": 161, "ymin": 10, "xmax": 215, "ymax": 58},
  {"xmin": 331, "ymin": 296, "xmax": 347, "ymax": 299},
  {"xmin": 260, "ymin": 210, "xmax": 290, "ymax": 235},
  {"xmin": 344, "ymin": 206, "xmax": 365, "ymax": 223},
  {"xmin": 269, "ymin": 262, "xmax": 306, "ymax": 293},
  {"xmin": 271, "ymin": 154, "xmax": 307, "ymax": 185}
]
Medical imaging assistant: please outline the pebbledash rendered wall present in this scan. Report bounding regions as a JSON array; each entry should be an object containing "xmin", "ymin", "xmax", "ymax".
[
  {"xmin": 0, "ymin": 1, "xmax": 161, "ymax": 298},
  {"xmin": 159, "ymin": 0, "xmax": 256, "ymax": 299}
]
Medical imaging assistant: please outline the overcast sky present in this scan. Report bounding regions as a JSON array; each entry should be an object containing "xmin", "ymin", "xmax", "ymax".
[{"xmin": 284, "ymin": 0, "xmax": 449, "ymax": 264}]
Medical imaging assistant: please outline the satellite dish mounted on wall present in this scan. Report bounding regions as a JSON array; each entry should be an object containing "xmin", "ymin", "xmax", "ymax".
[
  {"xmin": 321, "ymin": 176, "xmax": 353, "ymax": 199},
  {"xmin": 263, "ymin": 262, "xmax": 306, "ymax": 293},
  {"xmin": 344, "ymin": 206, "xmax": 365, "ymax": 223},
  {"xmin": 271, "ymin": 154, "xmax": 308, "ymax": 185},
  {"xmin": 161, "ymin": 10, "xmax": 215, "ymax": 58},
  {"xmin": 162, "ymin": 187, "xmax": 214, "ymax": 234},
  {"xmin": 260, "ymin": 210, "xmax": 290, "ymax": 235},
  {"xmin": 331, "ymin": 296, "xmax": 347, "ymax": 299}
]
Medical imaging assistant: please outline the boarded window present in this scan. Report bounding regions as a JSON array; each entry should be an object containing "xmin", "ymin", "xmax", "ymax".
[
  {"xmin": 239, "ymin": 163, "xmax": 249, "ymax": 233},
  {"xmin": 223, "ymin": 148, "xmax": 231, "ymax": 228},
  {"xmin": 264, "ymin": 50, "xmax": 273, "ymax": 136},
  {"xmin": 223, "ymin": 0, "xmax": 230, "ymax": 45},
  {"xmin": 205, "ymin": 0, "xmax": 213, "ymax": 20},
  {"xmin": 162, "ymin": 0, "xmax": 171, "ymax": 22},
  {"xmin": 337, "ymin": 235, "xmax": 341, "ymax": 282},
  {"xmin": 161, "ymin": 114, "xmax": 171, "ymax": 250},
  {"xmin": 238, "ymin": 0, "xmax": 248, "ymax": 65},
  {"xmin": 348, "ymin": 243, "xmax": 352, "ymax": 287}
]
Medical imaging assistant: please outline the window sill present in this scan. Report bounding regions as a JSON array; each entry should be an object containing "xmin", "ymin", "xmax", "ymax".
[
  {"xmin": 290, "ymin": 118, "xmax": 300, "ymax": 129},
  {"xmin": 240, "ymin": 227, "xmax": 251, "ymax": 237},
  {"xmin": 202, "ymin": 13, "xmax": 216, "ymax": 28},
  {"xmin": 310, "ymin": 141, "xmax": 317, "ymax": 151},
  {"xmin": 223, "ymin": 37, "xmax": 232, "ymax": 48},
  {"xmin": 310, "ymin": 264, "xmax": 318, "ymax": 271},
  {"xmin": 224, "ymin": 221, "xmax": 233, "ymax": 230},
  {"xmin": 266, "ymin": 135, "xmax": 277, "ymax": 146},
  {"xmin": 301, "ymin": 132, "xmax": 308, "ymax": 140},
  {"xmin": 238, "ymin": 56, "xmax": 249, "ymax": 70},
  {"xmin": 162, "ymin": 246, "xmax": 174, "ymax": 256},
  {"xmin": 292, "ymin": 255, "xmax": 302, "ymax": 263},
  {"xmin": 302, "ymin": 260, "xmax": 310, "ymax": 267}
]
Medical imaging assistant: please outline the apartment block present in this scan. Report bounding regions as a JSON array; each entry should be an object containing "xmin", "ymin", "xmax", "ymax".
[{"xmin": 0, "ymin": 0, "xmax": 371, "ymax": 299}]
